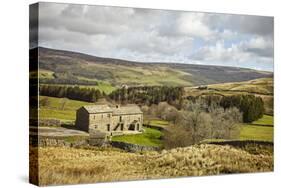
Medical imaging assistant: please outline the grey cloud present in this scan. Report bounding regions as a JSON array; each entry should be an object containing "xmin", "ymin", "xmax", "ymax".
[
  {"xmin": 37, "ymin": 2, "xmax": 274, "ymax": 71},
  {"xmin": 205, "ymin": 14, "xmax": 273, "ymax": 37},
  {"xmin": 246, "ymin": 48, "xmax": 273, "ymax": 58}
]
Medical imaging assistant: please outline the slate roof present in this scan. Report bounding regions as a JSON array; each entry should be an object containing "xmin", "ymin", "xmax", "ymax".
[
  {"xmin": 83, "ymin": 104, "xmax": 142, "ymax": 115},
  {"xmin": 83, "ymin": 105, "xmax": 112, "ymax": 113},
  {"xmin": 112, "ymin": 105, "xmax": 143, "ymax": 115}
]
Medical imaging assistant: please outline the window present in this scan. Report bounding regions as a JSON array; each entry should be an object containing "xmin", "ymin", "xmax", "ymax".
[
  {"xmin": 119, "ymin": 116, "xmax": 122, "ymax": 122},
  {"xmin": 137, "ymin": 124, "xmax": 139, "ymax": 130},
  {"xmin": 107, "ymin": 124, "xmax": 110, "ymax": 131},
  {"xmin": 94, "ymin": 125, "xmax": 98, "ymax": 129}
]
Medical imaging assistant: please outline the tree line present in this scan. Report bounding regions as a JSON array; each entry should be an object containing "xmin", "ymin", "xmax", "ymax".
[
  {"xmin": 219, "ymin": 95, "xmax": 264, "ymax": 123},
  {"xmin": 109, "ymin": 86, "xmax": 184, "ymax": 105},
  {"xmin": 39, "ymin": 85, "xmax": 104, "ymax": 102},
  {"xmin": 39, "ymin": 84, "xmax": 265, "ymax": 123},
  {"xmin": 184, "ymin": 94, "xmax": 264, "ymax": 123}
]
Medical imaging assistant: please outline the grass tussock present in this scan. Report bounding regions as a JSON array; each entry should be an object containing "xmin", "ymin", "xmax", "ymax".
[{"xmin": 31, "ymin": 144, "xmax": 273, "ymax": 186}]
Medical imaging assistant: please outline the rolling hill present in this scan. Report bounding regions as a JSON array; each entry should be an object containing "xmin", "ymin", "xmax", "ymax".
[
  {"xmin": 184, "ymin": 77, "xmax": 274, "ymax": 115},
  {"xmin": 32, "ymin": 47, "xmax": 273, "ymax": 88}
]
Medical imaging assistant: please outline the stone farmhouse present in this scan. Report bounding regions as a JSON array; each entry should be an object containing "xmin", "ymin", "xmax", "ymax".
[{"xmin": 75, "ymin": 104, "xmax": 143, "ymax": 134}]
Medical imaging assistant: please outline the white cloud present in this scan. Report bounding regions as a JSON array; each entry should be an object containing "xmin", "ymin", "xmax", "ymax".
[
  {"xmin": 247, "ymin": 36, "xmax": 273, "ymax": 49},
  {"xmin": 177, "ymin": 13, "xmax": 215, "ymax": 39},
  {"xmin": 189, "ymin": 38, "xmax": 273, "ymax": 70}
]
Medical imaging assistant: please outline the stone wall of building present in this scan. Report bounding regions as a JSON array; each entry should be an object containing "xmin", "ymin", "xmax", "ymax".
[
  {"xmin": 75, "ymin": 107, "xmax": 89, "ymax": 132},
  {"xmin": 111, "ymin": 114, "xmax": 143, "ymax": 131},
  {"xmin": 76, "ymin": 105, "xmax": 143, "ymax": 134},
  {"xmin": 88, "ymin": 113, "xmax": 143, "ymax": 132},
  {"xmin": 89, "ymin": 112, "xmax": 112, "ymax": 132}
]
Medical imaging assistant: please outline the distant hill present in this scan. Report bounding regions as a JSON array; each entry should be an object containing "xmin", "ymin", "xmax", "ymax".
[{"xmin": 33, "ymin": 47, "xmax": 273, "ymax": 87}]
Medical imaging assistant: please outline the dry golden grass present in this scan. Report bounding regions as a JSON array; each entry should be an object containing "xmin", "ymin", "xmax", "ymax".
[{"xmin": 30, "ymin": 144, "xmax": 273, "ymax": 186}]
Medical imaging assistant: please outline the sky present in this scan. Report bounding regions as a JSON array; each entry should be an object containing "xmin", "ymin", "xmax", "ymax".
[{"xmin": 35, "ymin": 2, "xmax": 274, "ymax": 71}]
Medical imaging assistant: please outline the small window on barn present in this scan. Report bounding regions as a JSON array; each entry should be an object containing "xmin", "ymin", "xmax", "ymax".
[
  {"xmin": 94, "ymin": 125, "xmax": 98, "ymax": 129},
  {"xmin": 119, "ymin": 116, "xmax": 122, "ymax": 122}
]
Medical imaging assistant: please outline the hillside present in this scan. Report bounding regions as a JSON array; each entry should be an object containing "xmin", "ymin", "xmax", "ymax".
[
  {"xmin": 32, "ymin": 144, "xmax": 273, "ymax": 186},
  {"xmin": 33, "ymin": 47, "xmax": 273, "ymax": 88},
  {"xmin": 184, "ymin": 77, "xmax": 274, "ymax": 115}
]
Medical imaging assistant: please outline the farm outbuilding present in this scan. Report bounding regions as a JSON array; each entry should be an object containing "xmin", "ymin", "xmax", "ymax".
[{"xmin": 75, "ymin": 104, "xmax": 143, "ymax": 134}]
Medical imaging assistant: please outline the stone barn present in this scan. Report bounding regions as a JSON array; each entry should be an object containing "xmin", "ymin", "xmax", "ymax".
[{"xmin": 75, "ymin": 104, "xmax": 143, "ymax": 134}]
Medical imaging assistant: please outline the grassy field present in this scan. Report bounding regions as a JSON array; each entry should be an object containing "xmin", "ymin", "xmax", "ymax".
[
  {"xmin": 252, "ymin": 115, "xmax": 273, "ymax": 126},
  {"xmin": 31, "ymin": 144, "xmax": 273, "ymax": 186},
  {"xmin": 240, "ymin": 115, "xmax": 273, "ymax": 142},
  {"xmin": 39, "ymin": 96, "xmax": 91, "ymax": 121},
  {"xmin": 208, "ymin": 77, "xmax": 273, "ymax": 95},
  {"xmin": 240, "ymin": 125, "xmax": 273, "ymax": 141},
  {"xmin": 112, "ymin": 127, "xmax": 163, "ymax": 147},
  {"xmin": 94, "ymin": 81, "xmax": 116, "ymax": 94},
  {"xmin": 144, "ymin": 119, "xmax": 169, "ymax": 129}
]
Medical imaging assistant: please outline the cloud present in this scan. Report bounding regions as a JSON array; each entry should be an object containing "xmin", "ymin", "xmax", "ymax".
[
  {"xmin": 37, "ymin": 2, "xmax": 274, "ymax": 71},
  {"xmin": 189, "ymin": 38, "xmax": 273, "ymax": 71},
  {"xmin": 243, "ymin": 37, "xmax": 273, "ymax": 57},
  {"xmin": 177, "ymin": 13, "xmax": 216, "ymax": 39}
]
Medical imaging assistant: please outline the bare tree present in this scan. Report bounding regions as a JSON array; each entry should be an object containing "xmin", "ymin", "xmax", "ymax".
[
  {"xmin": 163, "ymin": 99, "xmax": 243, "ymax": 149},
  {"xmin": 163, "ymin": 124, "xmax": 193, "ymax": 149},
  {"xmin": 209, "ymin": 106, "xmax": 242, "ymax": 139}
]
